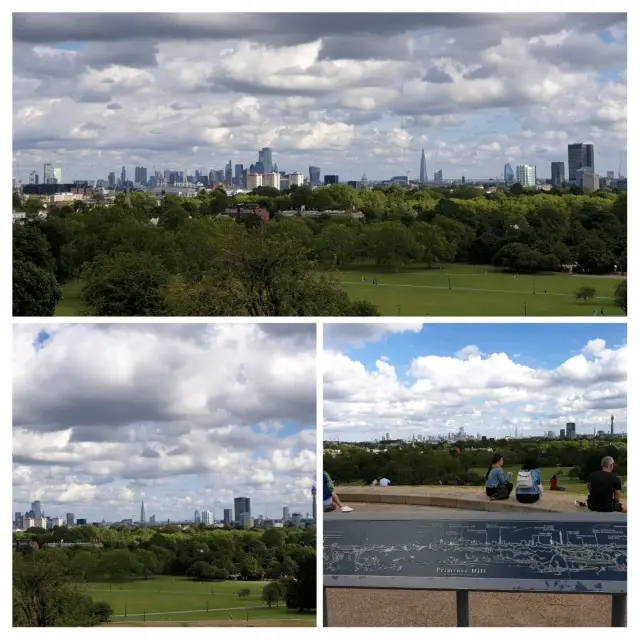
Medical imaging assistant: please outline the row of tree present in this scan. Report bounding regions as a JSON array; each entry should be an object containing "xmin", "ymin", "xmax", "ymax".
[
  {"xmin": 13, "ymin": 185, "xmax": 626, "ymax": 316},
  {"xmin": 323, "ymin": 439, "xmax": 627, "ymax": 486}
]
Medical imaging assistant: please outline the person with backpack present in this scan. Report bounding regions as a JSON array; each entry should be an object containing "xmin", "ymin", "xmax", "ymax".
[
  {"xmin": 515, "ymin": 458, "xmax": 543, "ymax": 504},
  {"xmin": 485, "ymin": 454, "xmax": 513, "ymax": 500}
]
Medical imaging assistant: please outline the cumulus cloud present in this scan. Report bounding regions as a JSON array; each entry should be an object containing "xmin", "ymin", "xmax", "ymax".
[
  {"xmin": 324, "ymin": 322, "xmax": 423, "ymax": 347},
  {"xmin": 13, "ymin": 323, "xmax": 317, "ymax": 522},
  {"xmin": 324, "ymin": 332, "xmax": 627, "ymax": 441},
  {"xmin": 12, "ymin": 13, "xmax": 626, "ymax": 181}
]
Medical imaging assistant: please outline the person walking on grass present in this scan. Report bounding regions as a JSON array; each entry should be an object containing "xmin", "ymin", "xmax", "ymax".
[
  {"xmin": 485, "ymin": 453, "xmax": 513, "ymax": 500},
  {"xmin": 323, "ymin": 471, "xmax": 353, "ymax": 512},
  {"xmin": 515, "ymin": 458, "xmax": 543, "ymax": 504}
]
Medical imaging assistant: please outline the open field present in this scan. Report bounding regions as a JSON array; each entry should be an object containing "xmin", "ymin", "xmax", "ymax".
[
  {"xmin": 55, "ymin": 280, "xmax": 83, "ymax": 316},
  {"xmin": 339, "ymin": 264, "xmax": 625, "ymax": 316},
  {"xmin": 84, "ymin": 576, "xmax": 315, "ymax": 626}
]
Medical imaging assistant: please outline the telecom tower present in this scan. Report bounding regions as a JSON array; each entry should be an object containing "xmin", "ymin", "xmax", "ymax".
[
  {"xmin": 611, "ymin": 415, "xmax": 615, "ymax": 435},
  {"xmin": 311, "ymin": 483, "xmax": 317, "ymax": 523}
]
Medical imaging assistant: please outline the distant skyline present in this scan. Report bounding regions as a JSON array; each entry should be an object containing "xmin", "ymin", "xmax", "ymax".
[
  {"xmin": 324, "ymin": 323, "xmax": 627, "ymax": 441},
  {"xmin": 12, "ymin": 12, "xmax": 627, "ymax": 182},
  {"xmin": 13, "ymin": 324, "xmax": 316, "ymax": 522}
]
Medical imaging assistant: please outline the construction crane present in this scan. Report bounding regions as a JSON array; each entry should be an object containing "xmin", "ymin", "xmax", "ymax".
[{"xmin": 618, "ymin": 152, "xmax": 623, "ymax": 179}]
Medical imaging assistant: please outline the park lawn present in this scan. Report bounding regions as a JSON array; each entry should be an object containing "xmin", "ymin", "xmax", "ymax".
[
  {"xmin": 85, "ymin": 576, "xmax": 314, "ymax": 625},
  {"xmin": 55, "ymin": 280, "xmax": 84, "ymax": 316},
  {"xmin": 339, "ymin": 264, "xmax": 625, "ymax": 316}
]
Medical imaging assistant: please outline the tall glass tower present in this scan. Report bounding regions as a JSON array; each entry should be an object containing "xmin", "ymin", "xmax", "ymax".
[
  {"xmin": 419, "ymin": 149, "xmax": 427, "ymax": 183},
  {"xmin": 140, "ymin": 501, "xmax": 146, "ymax": 524},
  {"xmin": 504, "ymin": 163, "xmax": 514, "ymax": 185},
  {"xmin": 261, "ymin": 147, "xmax": 273, "ymax": 173}
]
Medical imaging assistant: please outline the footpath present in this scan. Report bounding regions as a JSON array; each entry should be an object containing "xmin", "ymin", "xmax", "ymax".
[{"xmin": 335, "ymin": 484, "xmax": 585, "ymax": 513}]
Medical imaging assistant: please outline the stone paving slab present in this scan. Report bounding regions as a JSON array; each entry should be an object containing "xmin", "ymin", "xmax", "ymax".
[{"xmin": 335, "ymin": 485, "xmax": 584, "ymax": 513}]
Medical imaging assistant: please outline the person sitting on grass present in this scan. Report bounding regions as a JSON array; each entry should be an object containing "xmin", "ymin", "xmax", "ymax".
[
  {"xmin": 323, "ymin": 471, "xmax": 353, "ymax": 513},
  {"xmin": 575, "ymin": 456, "xmax": 626, "ymax": 513},
  {"xmin": 549, "ymin": 474, "xmax": 566, "ymax": 491},
  {"xmin": 485, "ymin": 454, "xmax": 513, "ymax": 500},
  {"xmin": 515, "ymin": 458, "xmax": 543, "ymax": 504},
  {"xmin": 372, "ymin": 477, "xmax": 391, "ymax": 487}
]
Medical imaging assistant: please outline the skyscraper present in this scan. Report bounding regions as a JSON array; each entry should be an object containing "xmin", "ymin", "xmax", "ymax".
[
  {"xmin": 225, "ymin": 160, "xmax": 232, "ymax": 186},
  {"xmin": 234, "ymin": 497, "xmax": 251, "ymax": 524},
  {"xmin": 194, "ymin": 509, "xmax": 201, "ymax": 524},
  {"xmin": 309, "ymin": 166, "xmax": 320, "ymax": 185},
  {"xmin": 31, "ymin": 501, "xmax": 42, "ymax": 518},
  {"xmin": 120, "ymin": 165, "xmax": 127, "ymax": 185},
  {"xmin": 223, "ymin": 508, "xmax": 232, "ymax": 525},
  {"xmin": 43, "ymin": 163, "xmax": 54, "ymax": 184},
  {"xmin": 53, "ymin": 168, "xmax": 62, "ymax": 184},
  {"xmin": 134, "ymin": 166, "xmax": 148, "ymax": 184},
  {"xmin": 261, "ymin": 147, "xmax": 273, "ymax": 174},
  {"xmin": 515, "ymin": 164, "xmax": 536, "ymax": 187},
  {"xmin": 503, "ymin": 163, "xmax": 514, "ymax": 185},
  {"xmin": 566, "ymin": 422, "xmax": 576, "ymax": 440},
  {"xmin": 108, "ymin": 172, "xmax": 116, "ymax": 189},
  {"xmin": 283, "ymin": 506, "xmax": 290, "ymax": 523},
  {"xmin": 312, "ymin": 484, "xmax": 317, "ymax": 522},
  {"xmin": 551, "ymin": 162, "xmax": 565, "ymax": 187},
  {"xmin": 433, "ymin": 169, "xmax": 443, "ymax": 184},
  {"xmin": 66, "ymin": 513, "xmax": 75, "ymax": 526},
  {"xmin": 419, "ymin": 149, "xmax": 427, "ymax": 183},
  {"xmin": 234, "ymin": 163, "xmax": 244, "ymax": 187},
  {"xmin": 568, "ymin": 143, "xmax": 594, "ymax": 182},
  {"xmin": 140, "ymin": 501, "xmax": 146, "ymax": 524},
  {"xmin": 29, "ymin": 170, "xmax": 38, "ymax": 184},
  {"xmin": 324, "ymin": 175, "xmax": 339, "ymax": 185}
]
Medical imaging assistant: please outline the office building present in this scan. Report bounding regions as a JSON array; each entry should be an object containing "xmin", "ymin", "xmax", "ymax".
[
  {"xmin": 433, "ymin": 169, "xmax": 443, "ymax": 184},
  {"xmin": 43, "ymin": 163, "xmax": 54, "ymax": 184},
  {"xmin": 66, "ymin": 513, "xmax": 75, "ymax": 526},
  {"xmin": 134, "ymin": 166, "xmax": 148, "ymax": 184},
  {"xmin": 515, "ymin": 164, "xmax": 536, "ymax": 187},
  {"xmin": 260, "ymin": 147, "xmax": 273, "ymax": 174},
  {"xmin": 140, "ymin": 502, "xmax": 146, "ymax": 524},
  {"xmin": 288, "ymin": 172, "xmax": 304, "ymax": 187},
  {"xmin": 194, "ymin": 510, "xmax": 200, "ymax": 524},
  {"xmin": 582, "ymin": 172, "xmax": 600, "ymax": 192},
  {"xmin": 23, "ymin": 517, "xmax": 35, "ymax": 530},
  {"xmin": 53, "ymin": 168, "xmax": 62, "ymax": 184},
  {"xmin": 568, "ymin": 143, "xmax": 594, "ymax": 182},
  {"xmin": 419, "ymin": 149, "xmax": 427, "ymax": 183},
  {"xmin": 246, "ymin": 173, "xmax": 263, "ymax": 190},
  {"xmin": 51, "ymin": 517, "xmax": 64, "ymax": 528},
  {"xmin": 263, "ymin": 172, "xmax": 281, "ymax": 190},
  {"xmin": 242, "ymin": 514, "xmax": 254, "ymax": 528},
  {"xmin": 504, "ymin": 163, "xmax": 514, "ymax": 185},
  {"xmin": 108, "ymin": 172, "xmax": 116, "ymax": 188},
  {"xmin": 120, "ymin": 166, "xmax": 127, "ymax": 185},
  {"xmin": 14, "ymin": 512, "xmax": 22, "ymax": 528},
  {"xmin": 234, "ymin": 497, "xmax": 251, "ymax": 524},
  {"xmin": 324, "ymin": 174, "xmax": 339, "ymax": 185},
  {"xmin": 223, "ymin": 508, "xmax": 232, "ymax": 525},
  {"xmin": 76, "ymin": 518, "xmax": 87, "ymax": 525},
  {"xmin": 34, "ymin": 517, "xmax": 48, "ymax": 529},
  {"xmin": 225, "ymin": 160, "xmax": 233, "ymax": 186},
  {"xmin": 234, "ymin": 164, "xmax": 244, "ymax": 188},
  {"xmin": 291, "ymin": 513, "xmax": 302, "ymax": 526},
  {"xmin": 149, "ymin": 515, "xmax": 156, "ymax": 524},
  {"xmin": 566, "ymin": 422, "xmax": 576, "ymax": 440},
  {"xmin": 283, "ymin": 507, "xmax": 290, "ymax": 523},
  {"xmin": 28, "ymin": 171, "xmax": 38, "ymax": 184},
  {"xmin": 551, "ymin": 162, "xmax": 565, "ymax": 187},
  {"xmin": 312, "ymin": 484, "xmax": 317, "ymax": 522},
  {"xmin": 309, "ymin": 166, "xmax": 321, "ymax": 185},
  {"xmin": 201, "ymin": 510, "xmax": 213, "ymax": 525},
  {"xmin": 31, "ymin": 500, "xmax": 42, "ymax": 518}
]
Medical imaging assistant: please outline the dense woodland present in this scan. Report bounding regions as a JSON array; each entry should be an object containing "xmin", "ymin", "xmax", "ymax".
[
  {"xmin": 323, "ymin": 439, "xmax": 628, "ymax": 486},
  {"xmin": 13, "ymin": 184, "xmax": 627, "ymax": 316},
  {"xmin": 13, "ymin": 524, "xmax": 316, "ymax": 626}
]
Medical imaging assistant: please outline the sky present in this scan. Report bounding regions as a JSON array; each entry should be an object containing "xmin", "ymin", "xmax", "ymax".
[
  {"xmin": 12, "ymin": 12, "xmax": 627, "ymax": 183},
  {"xmin": 13, "ymin": 323, "xmax": 317, "ymax": 523},
  {"xmin": 323, "ymin": 322, "xmax": 627, "ymax": 441}
]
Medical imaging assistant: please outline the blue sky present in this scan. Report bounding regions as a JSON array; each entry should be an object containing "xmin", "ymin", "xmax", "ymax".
[{"xmin": 324, "ymin": 323, "xmax": 627, "ymax": 441}]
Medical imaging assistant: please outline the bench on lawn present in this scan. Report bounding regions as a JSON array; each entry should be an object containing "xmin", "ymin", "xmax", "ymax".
[{"xmin": 323, "ymin": 511, "xmax": 626, "ymax": 627}]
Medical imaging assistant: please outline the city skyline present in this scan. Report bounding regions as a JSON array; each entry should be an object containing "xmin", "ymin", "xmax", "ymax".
[
  {"xmin": 13, "ymin": 324, "xmax": 317, "ymax": 522},
  {"xmin": 324, "ymin": 323, "xmax": 627, "ymax": 441},
  {"xmin": 13, "ymin": 12, "xmax": 627, "ymax": 182}
]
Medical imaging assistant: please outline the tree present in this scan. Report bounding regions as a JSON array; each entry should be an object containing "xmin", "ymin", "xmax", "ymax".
[
  {"xmin": 613, "ymin": 280, "xmax": 627, "ymax": 315},
  {"xmin": 81, "ymin": 252, "xmax": 170, "ymax": 316},
  {"xmin": 575, "ymin": 286, "xmax": 596, "ymax": 304},
  {"xmin": 13, "ymin": 259, "xmax": 61, "ymax": 316},
  {"xmin": 98, "ymin": 549, "xmax": 141, "ymax": 582},
  {"xmin": 285, "ymin": 553, "xmax": 316, "ymax": 611},
  {"xmin": 135, "ymin": 549, "xmax": 161, "ymax": 579},
  {"xmin": 263, "ymin": 581, "xmax": 286, "ymax": 608},
  {"xmin": 238, "ymin": 587, "xmax": 251, "ymax": 598}
]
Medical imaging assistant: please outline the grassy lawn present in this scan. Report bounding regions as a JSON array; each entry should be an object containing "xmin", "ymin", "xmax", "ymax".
[
  {"xmin": 83, "ymin": 576, "xmax": 314, "ymax": 626},
  {"xmin": 339, "ymin": 264, "xmax": 625, "ymax": 316},
  {"xmin": 55, "ymin": 280, "xmax": 84, "ymax": 316}
]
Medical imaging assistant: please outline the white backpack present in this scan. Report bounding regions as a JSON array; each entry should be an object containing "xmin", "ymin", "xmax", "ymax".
[{"xmin": 516, "ymin": 470, "xmax": 534, "ymax": 490}]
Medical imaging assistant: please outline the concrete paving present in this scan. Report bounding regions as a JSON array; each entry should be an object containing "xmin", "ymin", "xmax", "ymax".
[{"xmin": 334, "ymin": 484, "xmax": 588, "ymax": 513}]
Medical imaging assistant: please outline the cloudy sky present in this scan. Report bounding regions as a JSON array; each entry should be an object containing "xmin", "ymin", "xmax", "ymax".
[
  {"xmin": 324, "ymin": 323, "xmax": 627, "ymax": 441},
  {"xmin": 12, "ymin": 11, "xmax": 627, "ymax": 183},
  {"xmin": 13, "ymin": 323, "xmax": 317, "ymax": 523}
]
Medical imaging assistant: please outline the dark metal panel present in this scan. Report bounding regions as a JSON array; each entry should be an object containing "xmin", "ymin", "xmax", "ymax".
[{"xmin": 324, "ymin": 519, "xmax": 627, "ymax": 594}]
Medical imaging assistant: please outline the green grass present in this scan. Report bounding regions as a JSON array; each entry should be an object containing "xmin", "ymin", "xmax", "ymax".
[
  {"xmin": 55, "ymin": 280, "xmax": 84, "ymax": 316},
  {"xmin": 83, "ymin": 576, "xmax": 314, "ymax": 625},
  {"xmin": 340, "ymin": 264, "xmax": 625, "ymax": 316}
]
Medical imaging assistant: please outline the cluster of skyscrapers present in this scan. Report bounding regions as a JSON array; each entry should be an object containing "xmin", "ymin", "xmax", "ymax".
[{"xmin": 13, "ymin": 501, "xmax": 87, "ymax": 530}]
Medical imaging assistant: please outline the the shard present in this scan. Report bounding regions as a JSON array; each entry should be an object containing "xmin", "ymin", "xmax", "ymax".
[{"xmin": 419, "ymin": 149, "xmax": 427, "ymax": 183}]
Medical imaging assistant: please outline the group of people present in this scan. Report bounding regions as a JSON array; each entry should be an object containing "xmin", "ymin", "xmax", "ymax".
[{"xmin": 485, "ymin": 453, "xmax": 627, "ymax": 513}]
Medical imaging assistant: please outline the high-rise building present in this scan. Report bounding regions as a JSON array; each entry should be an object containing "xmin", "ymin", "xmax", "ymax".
[
  {"xmin": 312, "ymin": 484, "xmax": 316, "ymax": 522},
  {"xmin": 134, "ymin": 166, "xmax": 148, "ymax": 184},
  {"xmin": 246, "ymin": 173, "xmax": 263, "ymax": 190},
  {"xmin": 291, "ymin": 513, "xmax": 302, "ymax": 526},
  {"xmin": 108, "ymin": 172, "xmax": 116, "ymax": 189},
  {"xmin": 140, "ymin": 502, "xmax": 146, "ymax": 524},
  {"xmin": 14, "ymin": 512, "xmax": 22, "ymax": 528},
  {"xmin": 66, "ymin": 513, "xmax": 75, "ymax": 526},
  {"xmin": 201, "ymin": 510, "xmax": 213, "ymax": 525},
  {"xmin": 234, "ymin": 164, "xmax": 244, "ymax": 188},
  {"xmin": 52, "ymin": 168, "xmax": 62, "ymax": 184},
  {"xmin": 309, "ymin": 166, "xmax": 321, "ymax": 185},
  {"xmin": 223, "ymin": 508, "xmax": 232, "ymax": 525},
  {"xmin": 77, "ymin": 518, "xmax": 87, "ymax": 525},
  {"xmin": 225, "ymin": 160, "xmax": 233, "ymax": 186},
  {"xmin": 149, "ymin": 515, "xmax": 156, "ymax": 524},
  {"xmin": 261, "ymin": 147, "xmax": 273, "ymax": 174},
  {"xmin": 288, "ymin": 172, "xmax": 304, "ymax": 188},
  {"xmin": 263, "ymin": 172, "xmax": 281, "ymax": 190},
  {"xmin": 234, "ymin": 497, "xmax": 251, "ymax": 524},
  {"xmin": 566, "ymin": 422, "xmax": 576, "ymax": 440},
  {"xmin": 120, "ymin": 166, "xmax": 127, "ymax": 185},
  {"xmin": 29, "ymin": 171, "xmax": 38, "ymax": 184},
  {"xmin": 567, "ymin": 143, "xmax": 594, "ymax": 183},
  {"xmin": 31, "ymin": 501, "xmax": 42, "ymax": 518},
  {"xmin": 503, "ymin": 163, "xmax": 514, "ymax": 185},
  {"xmin": 582, "ymin": 172, "xmax": 599, "ymax": 192},
  {"xmin": 419, "ymin": 149, "xmax": 427, "ymax": 183},
  {"xmin": 283, "ymin": 507, "xmax": 290, "ymax": 523},
  {"xmin": 43, "ymin": 163, "xmax": 54, "ymax": 184},
  {"xmin": 515, "ymin": 164, "xmax": 536, "ymax": 187},
  {"xmin": 433, "ymin": 169, "xmax": 443, "ymax": 184},
  {"xmin": 324, "ymin": 174, "xmax": 339, "ymax": 185},
  {"xmin": 551, "ymin": 162, "xmax": 565, "ymax": 187}
]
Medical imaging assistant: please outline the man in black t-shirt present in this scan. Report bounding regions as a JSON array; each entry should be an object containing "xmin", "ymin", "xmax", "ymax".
[{"xmin": 586, "ymin": 456, "xmax": 626, "ymax": 513}]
